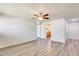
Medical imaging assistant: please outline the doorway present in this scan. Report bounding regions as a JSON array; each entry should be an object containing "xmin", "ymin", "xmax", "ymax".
[
  {"xmin": 46, "ymin": 24, "xmax": 51, "ymax": 39},
  {"xmin": 45, "ymin": 23, "xmax": 51, "ymax": 47},
  {"xmin": 37, "ymin": 21, "xmax": 52, "ymax": 47}
]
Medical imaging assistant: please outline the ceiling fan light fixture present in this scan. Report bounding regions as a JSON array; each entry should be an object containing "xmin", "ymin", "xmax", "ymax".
[{"xmin": 38, "ymin": 17, "xmax": 43, "ymax": 20}]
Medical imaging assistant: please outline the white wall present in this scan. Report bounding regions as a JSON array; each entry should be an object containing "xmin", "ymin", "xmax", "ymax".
[
  {"xmin": 68, "ymin": 21, "xmax": 79, "ymax": 40},
  {"xmin": 0, "ymin": 16, "xmax": 36, "ymax": 48},
  {"xmin": 51, "ymin": 19, "xmax": 66, "ymax": 43}
]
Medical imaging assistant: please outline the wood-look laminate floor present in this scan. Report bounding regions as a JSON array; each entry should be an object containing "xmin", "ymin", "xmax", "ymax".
[
  {"xmin": 0, "ymin": 39, "xmax": 79, "ymax": 56},
  {"xmin": 60, "ymin": 39, "xmax": 79, "ymax": 56},
  {"xmin": 0, "ymin": 39, "xmax": 64, "ymax": 56}
]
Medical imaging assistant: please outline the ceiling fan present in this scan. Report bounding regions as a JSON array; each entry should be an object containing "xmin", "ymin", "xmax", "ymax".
[{"xmin": 32, "ymin": 13, "xmax": 49, "ymax": 21}]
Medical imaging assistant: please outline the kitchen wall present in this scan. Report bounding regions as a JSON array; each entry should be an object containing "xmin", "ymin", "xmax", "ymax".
[{"xmin": 0, "ymin": 15, "xmax": 36, "ymax": 48}]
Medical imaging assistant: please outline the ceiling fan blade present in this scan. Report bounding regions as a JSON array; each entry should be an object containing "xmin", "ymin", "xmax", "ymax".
[
  {"xmin": 34, "ymin": 14, "xmax": 39, "ymax": 17},
  {"xmin": 43, "ymin": 14, "xmax": 49, "ymax": 16},
  {"xmin": 44, "ymin": 17, "xmax": 49, "ymax": 19},
  {"xmin": 43, "ymin": 15, "xmax": 49, "ymax": 18}
]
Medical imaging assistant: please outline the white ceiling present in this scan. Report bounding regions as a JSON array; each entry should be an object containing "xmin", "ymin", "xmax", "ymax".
[{"xmin": 0, "ymin": 3, "xmax": 79, "ymax": 19}]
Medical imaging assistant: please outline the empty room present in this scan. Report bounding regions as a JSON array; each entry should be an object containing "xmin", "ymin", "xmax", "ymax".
[{"xmin": 0, "ymin": 3, "xmax": 79, "ymax": 56}]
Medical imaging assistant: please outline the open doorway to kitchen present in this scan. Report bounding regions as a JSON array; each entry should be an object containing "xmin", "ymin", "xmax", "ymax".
[
  {"xmin": 46, "ymin": 24, "xmax": 51, "ymax": 39},
  {"xmin": 45, "ymin": 23, "xmax": 51, "ymax": 47},
  {"xmin": 37, "ymin": 21, "xmax": 52, "ymax": 47}
]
